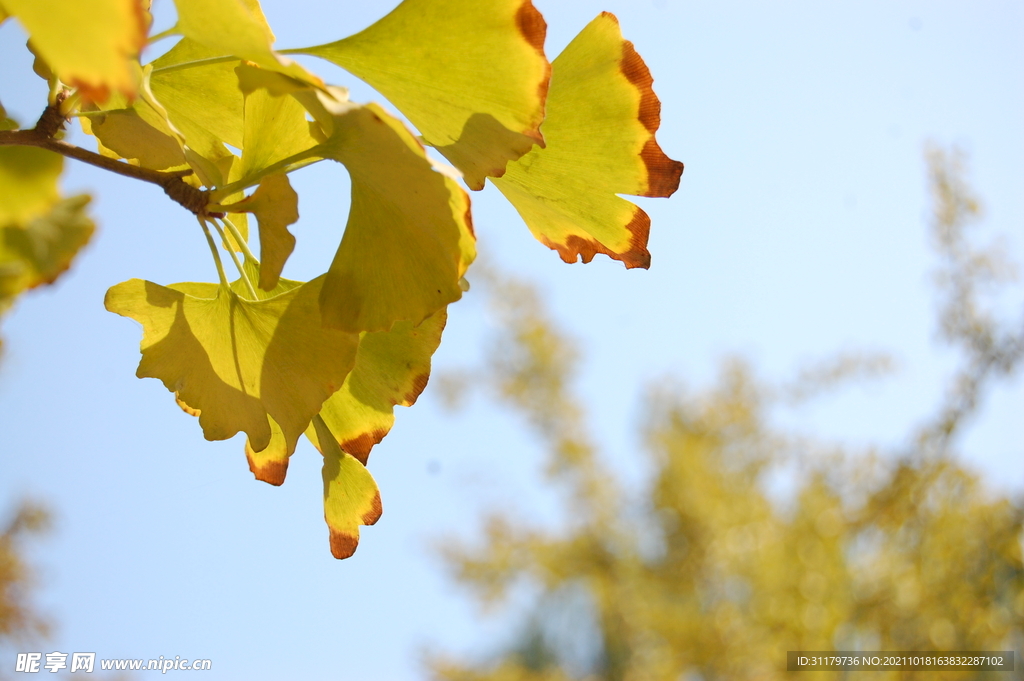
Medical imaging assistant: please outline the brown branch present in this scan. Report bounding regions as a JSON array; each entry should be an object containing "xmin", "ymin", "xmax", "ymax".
[{"xmin": 0, "ymin": 102, "xmax": 214, "ymax": 217}]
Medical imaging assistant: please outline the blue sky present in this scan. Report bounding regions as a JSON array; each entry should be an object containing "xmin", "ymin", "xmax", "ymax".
[{"xmin": 1, "ymin": 1, "xmax": 1021, "ymax": 679}]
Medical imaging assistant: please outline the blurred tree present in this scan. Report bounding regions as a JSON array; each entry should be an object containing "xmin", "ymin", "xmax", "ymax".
[
  {"xmin": 430, "ymin": 148, "xmax": 1024, "ymax": 681},
  {"xmin": 0, "ymin": 501, "xmax": 49, "ymax": 648}
]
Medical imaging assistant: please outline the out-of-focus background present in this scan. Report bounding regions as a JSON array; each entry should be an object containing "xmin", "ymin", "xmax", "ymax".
[{"xmin": 1, "ymin": 1, "xmax": 1022, "ymax": 679}]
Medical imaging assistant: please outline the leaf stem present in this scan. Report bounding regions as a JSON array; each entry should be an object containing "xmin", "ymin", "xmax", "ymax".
[
  {"xmin": 211, "ymin": 147, "xmax": 323, "ymax": 201},
  {"xmin": 149, "ymin": 55, "xmax": 239, "ymax": 75},
  {"xmin": 0, "ymin": 100, "xmax": 210, "ymax": 216},
  {"xmin": 198, "ymin": 218, "xmax": 230, "ymax": 289},
  {"xmin": 210, "ymin": 219, "xmax": 258, "ymax": 299},
  {"xmin": 217, "ymin": 216, "xmax": 259, "ymax": 263},
  {"xmin": 147, "ymin": 25, "xmax": 180, "ymax": 45}
]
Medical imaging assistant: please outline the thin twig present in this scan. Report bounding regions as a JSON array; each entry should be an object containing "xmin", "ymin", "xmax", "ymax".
[{"xmin": 0, "ymin": 100, "xmax": 214, "ymax": 217}]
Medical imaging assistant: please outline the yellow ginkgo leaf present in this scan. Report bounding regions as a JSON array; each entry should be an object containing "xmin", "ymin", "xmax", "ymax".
[
  {"xmin": 242, "ymin": 307, "xmax": 446, "ymax": 483},
  {"xmin": 299, "ymin": 0, "xmax": 550, "ymax": 190},
  {"xmin": 316, "ymin": 103, "xmax": 475, "ymax": 333},
  {"xmin": 105, "ymin": 276, "xmax": 359, "ymax": 456},
  {"xmin": 306, "ymin": 309, "xmax": 447, "ymax": 463},
  {"xmin": 2, "ymin": 0, "xmax": 146, "ymax": 102},
  {"xmin": 491, "ymin": 12, "xmax": 684, "ymax": 269}
]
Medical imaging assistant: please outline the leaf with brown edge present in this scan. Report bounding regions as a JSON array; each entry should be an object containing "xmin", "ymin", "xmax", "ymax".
[
  {"xmin": 305, "ymin": 309, "xmax": 447, "ymax": 464},
  {"xmin": 241, "ymin": 308, "xmax": 445, "ymax": 484},
  {"xmin": 316, "ymin": 103, "xmax": 475, "ymax": 333},
  {"xmin": 314, "ymin": 415, "xmax": 382, "ymax": 559},
  {"xmin": 2, "ymin": 0, "xmax": 146, "ymax": 102},
  {"xmin": 245, "ymin": 416, "xmax": 289, "ymax": 485},
  {"xmin": 491, "ymin": 12, "xmax": 683, "ymax": 269},
  {"xmin": 104, "ymin": 276, "xmax": 359, "ymax": 457},
  {"xmin": 216, "ymin": 174, "xmax": 299, "ymax": 291},
  {"xmin": 297, "ymin": 0, "xmax": 550, "ymax": 190},
  {"xmin": 184, "ymin": 262, "xmax": 301, "ymax": 486}
]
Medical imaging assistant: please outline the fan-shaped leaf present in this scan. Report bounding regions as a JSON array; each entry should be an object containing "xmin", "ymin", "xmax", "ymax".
[
  {"xmin": 104, "ymin": 277, "xmax": 359, "ymax": 456},
  {"xmin": 491, "ymin": 12, "xmax": 683, "ymax": 269},
  {"xmin": 316, "ymin": 103, "xmax": 475, "ymax": 333},
  {"xmin": 299, "ymin": 0, "xmax": 550, "ymax": 190},
  {"xmin": 1, "ymin": 0, "xmax": 146, "ymax": 102}
]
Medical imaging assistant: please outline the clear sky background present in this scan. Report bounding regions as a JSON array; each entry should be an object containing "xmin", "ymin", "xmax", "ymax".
[{"xmin": 1, "ymin": 1, "xmax": 1022, "ymax": 679}]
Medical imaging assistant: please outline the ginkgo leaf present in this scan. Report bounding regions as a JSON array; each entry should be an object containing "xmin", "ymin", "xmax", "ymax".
[
  {"xmin": 314, "ymin": 415, "xmax": 382, "ymax": 560},
  {"xmin": 0, "ymin": 196, "xmax": 94, "ymax": 313},
  {"xmin": 216, "ymin": 173, "xmax": 299, "ymax": 291},
  {"xmin": 316, "ymin": 103, "xmax": 475, "ymax": 333},
  {"xmin": 2, "ymin": 0, "xmax": 146, "ymax": 102},
  {"xmin": 0, "ymin": 146, "xmax": 62, "ymax": 223},
  {"xmin": 174, "ymin": 275, "xmax": 292, "ymax": 484},
  {"xmin": 491, "ymin": 12, "xmax": 684, "ymax": 269},
  {"xmin": 87, "ymin": 108, "xmax": 187, "ymax": 170},
  {"xmin": 172, "ymin": 0, "xmax": 323, "ymax": 88},
  {"xmin": 210, "ymin": 263, "xmax": 301, "ymax": 485},
  {"xmin": 306, "ymin": 309, "xmax": 447, "ymax": 464},
  {"xmin": 148, "ymin": 39, "xmax": 246, "ymax": 155},
  {"xmin": 104, "ymin": 276, "xmax": 359, "ymax": 455},
  {"xmin": 238, "ymin": 86, "xmax": 320, "ymax": 180},
  {"xmin": 244, "ymin": 415, "xmax": 291, "ymax": 484},
  {"xmin": 242, "ymin": 306, "xmax": 446, "ymax": 483},
  {"xmin": 298, "ymin": 0, "xmax": 550, "ymax": 190}
]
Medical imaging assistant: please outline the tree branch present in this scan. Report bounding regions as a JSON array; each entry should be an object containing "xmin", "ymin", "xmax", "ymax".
[{"xmin": 0, "ymin": 101, "xmax": 216, "ymax": 217}]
